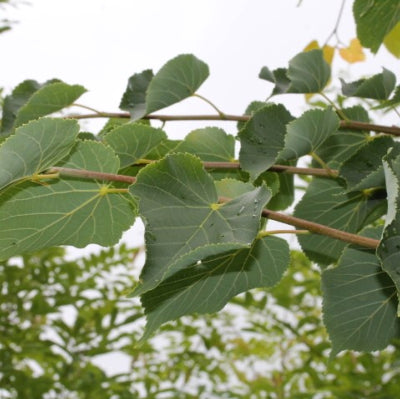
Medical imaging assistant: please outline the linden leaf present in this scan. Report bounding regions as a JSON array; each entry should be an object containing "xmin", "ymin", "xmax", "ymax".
[
  {"xmin": 0, "ymin": 141, "xmax": 136, "ymax": 260},
  {"xmin": 0, "ymin": 118, "xmax": 79, "ymax": 191},
  {"xmin": 129, "ymin": 153, "xmax": 271, "ymax": 296}
]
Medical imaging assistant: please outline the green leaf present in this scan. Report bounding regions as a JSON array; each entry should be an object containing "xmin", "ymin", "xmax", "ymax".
[
  {"xmin": 141, "ymin": 236, "xmax": 290, "ymax": 339},
  {"xmin": 312, "ymin": 106, "xmax": 370, "ymax": 168},
  {"xmin": 353, "ymin": 0, "xmax": 400, "ymax": 53},
  {"xmin": 374, "ymin": 85, "xmax": 400, "ymax": 110},
  {"xmin": 144, "ymin": 139, "xmax": 180, "ymax": 160},
  {"xmin": 14, "ymin": 82, "xmax": 86, "ymax": 128},
  {"xmin": 378, "ymin": 152, "xmax": 400, "ymax": 303},
  {"xmin": 0, "ymin": 141, "xmax": 135, "ymax": 260},
  {"xmin": 238, "ymin": 104, "xmax": 294, "ymax": 180},
  {"xmin": 278, "ymin": 108, "xmax": 340, "ymax": 161},
  {"xmin": 340, "ymin": 68, "xmax": 396, "ymax": 100},
  {"xmin": 145, "ymin": 54, "xmax": 209, "ymax": 114},
  {"xmin": 294, "ymin": 177, "xmax": 386, "ymax": 266},
  {"xmin": 339, "ymin": 136, "xmax": 396, "ymax": 192},
  {"xmin": 1, "ymin": 79, "xmax": 42, "ymax": 135},
  {"xmin": 129, "ymin": 153, "xmax": 271, "ymax": 296},
  {"xmin": 259, "ymin": 67, "xmax": 291, "ymax": 96},
  {"xmin": 260, "ymin": 50, "xmax": 330, "ymax": 95},
  {"xmin": 266, "ymin": 162, "xmax": 295, "ymax": 211},
  {"xmin": 237, "ymin": 101, "xmax": 267, "ymax": 131},
  {"xmin": 287, "ymin": 50, "xmax": 330, "ymax": 93},
  {"xmin": 322, "ymin": 227, "xmax": 400, "ymax": 355},
  {"xmin": 173, "ymin": 127, "xmax": 235, "ymax": 162},
  {"xmin": 104, "ymin": 123, "xmax": 167, "ymax": 168},
  {"xmin": 384, "ymin": 21, "xmax": 400, "ymax": 58},
  {"xmin": 0, "ymin": 118, "xmax": 80, "ymax": 191},
  {"xmin": 119, "ymin": 69, "xmax": 154, "ymax": 120},
  {"xmin": 215, "ymin": 179, "xmax": 256, "ymax": 199}
]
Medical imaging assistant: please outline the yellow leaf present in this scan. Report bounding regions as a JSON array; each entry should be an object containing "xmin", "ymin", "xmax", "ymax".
[
  {"xmin": 322, "ymin": 45, "xmax": 335, "ymax": 65},
  {"xmin": 303, "ymin": 40, "xmax": 320, "ymax": 52},
  {"xmin": 339, "ymin": 38, "xmax": 366, "ymax": 63},
  {"xmin": 384, "ymin": 21, "xmax": 400, "ymax": 58},
  {"xmin": 303, "ymin": 40, "xmax": 335, "ymax": 65}
]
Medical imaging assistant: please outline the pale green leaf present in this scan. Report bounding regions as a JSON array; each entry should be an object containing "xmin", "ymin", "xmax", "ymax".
[
  {"xmin": 238, "ymin": 104, "xmax": 294, "ymax": 180},
  {"xmin": 14, "ymin": 82, "xmax": 86, "ymax": 127},
  {"xmin": 104, "ymin": 123, "xmax": 167, "ymax": 168},
  {"xmin": 0, "ymin": 141, "xmax": 135, "ymax": 260},
  {"xmin": 340, "ymin": 68, "xmax": 396, "ymax": 100},
  {"xmin": 129, "ymin": 153, "xmax": 271, "ymax": 296},
  {"xmin": 294, "ymin": 178, "xmax": 386, "ymax": 266},
  {"xmin": 141, "ymin": 236, "xmax": 290, "ymax": 339},
  {"xmin": 354, "ymin": 0, "xmax": 400, "ymax": 53},
  {"xmin": 322, "ymin": 227, "xmax": 400, "ymax": 355},
  {"xmin": 145, "ymin": 54, "xmax": 209, "ymax": 114},
  {"xmin": 278, "ymin": 108, "xmax": 339, "ymax": 161},
  {"xmin": 119, "ymin": 69, "xmax": 154, "ymax": 120},
  {"xmin": 384, "ymin": 21, "xmax": 400, "ymax": 58},
  {"xmin": 0, "ymin": 118, "xmax": 79, "ymax": 191},
  {"xmin": 215, "ymin": 179, "xmax": 256, "ymax": 199}
]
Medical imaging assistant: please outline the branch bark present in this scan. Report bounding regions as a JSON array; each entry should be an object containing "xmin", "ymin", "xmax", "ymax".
[{"xmin": 65, "ymin": 112, "xmax": 400, "ymax": 136}]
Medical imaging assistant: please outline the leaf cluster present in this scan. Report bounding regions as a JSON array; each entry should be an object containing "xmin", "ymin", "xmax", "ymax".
[{"xmin": 1, "ymin": 0, "xmax": 400, "ymax": 361}]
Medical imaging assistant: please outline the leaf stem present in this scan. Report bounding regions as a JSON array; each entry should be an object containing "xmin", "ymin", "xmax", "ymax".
[
  {"xmin": 310, "ymin": 152, "xmax": 336, "ymax": 177},
  {"xmin": 33, "ymin": 172, "xmax": 60, "ymax": 180},
  {"xmin": 259, "ymin": 229, "xmax": 309, "ymax": 237},
  {"xmin": 192, "ymin": 93, "xmax": 226, "ymax": 118},
  {"xmin": 319, "ymin": 93, "xmax": 349, "ymax": 121},
  {"xmin": 71, "ymin": 103, "xmax": 104, "ymax": 115}
]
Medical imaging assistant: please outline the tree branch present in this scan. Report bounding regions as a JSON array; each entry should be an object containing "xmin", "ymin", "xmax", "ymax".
[
  {"xmin": 65, "ymin": 112, "xmax": 400, "ymax": 136},
  {"xmin": 202, "ymin": 162, "xmax": 338, "ymax": 178},
  {"xmin": 262, "ymin": 208, "xmax": 379, "ymax": 249},
  {"xmin": 47, "ymin": 166, "xmax": 380, "ymax": 249},
  {"xmin": 48, "ymin": 167, "xmax": 136, "ymax": 184}
]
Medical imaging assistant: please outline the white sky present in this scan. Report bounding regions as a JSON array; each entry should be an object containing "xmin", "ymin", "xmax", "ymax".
[{"xmin": 3, "ymin": 0, "xmax": 398, "ymax": 132}]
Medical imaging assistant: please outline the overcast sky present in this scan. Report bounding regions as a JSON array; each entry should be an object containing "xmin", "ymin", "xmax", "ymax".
[{"xmin": 3, "ymin": 0, "xmax": 398, "ymax": 133}]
